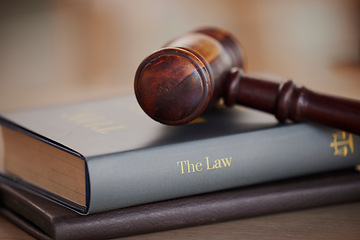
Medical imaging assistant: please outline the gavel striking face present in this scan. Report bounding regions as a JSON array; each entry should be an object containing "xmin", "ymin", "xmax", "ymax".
[{"xmin": 134, "ymin": 28, "xmax": 360, "ymax": 135}]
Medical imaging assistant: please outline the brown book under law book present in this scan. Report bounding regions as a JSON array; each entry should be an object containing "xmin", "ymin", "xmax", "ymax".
[{"xmin": 1, "ymin": 169, "xmax": 360, "ymax": 240}]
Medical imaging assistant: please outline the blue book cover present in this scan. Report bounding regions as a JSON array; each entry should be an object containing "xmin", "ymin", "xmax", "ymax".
[{"xmin": 0, "ymin": 95, "xmax": 359, "ymax": 214}]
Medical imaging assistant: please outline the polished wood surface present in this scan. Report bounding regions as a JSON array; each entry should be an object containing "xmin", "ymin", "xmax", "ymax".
[
  {"xmin": 134, "ymin": 28, "xmax": 244, "ymax": 125},
  {"xmin": 225, "ymin": 69, "xmax": 360, "ymax": 134},
  {"xmin": 134, "ymin": 28, "xmax": 360, "ymax": 134}
]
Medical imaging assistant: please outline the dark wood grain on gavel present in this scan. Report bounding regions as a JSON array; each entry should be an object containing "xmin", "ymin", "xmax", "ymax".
[{"xmin": 134, "ymin": 27, "xmax": 360, "ymax": 135}]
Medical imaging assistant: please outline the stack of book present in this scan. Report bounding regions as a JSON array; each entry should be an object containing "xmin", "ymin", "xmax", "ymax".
[{"xmin": 0, "ymin": 95, "xmax": 360, "ymax": 239}]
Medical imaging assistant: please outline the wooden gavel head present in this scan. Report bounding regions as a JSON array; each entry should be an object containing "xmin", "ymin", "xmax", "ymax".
[
  {"xmin": 134, "ymin": 28, "xmax": 245, "ymax": 125},
  {"xmin": 134, "ymin": 27, "xmax": 360, "ymax": 134}
]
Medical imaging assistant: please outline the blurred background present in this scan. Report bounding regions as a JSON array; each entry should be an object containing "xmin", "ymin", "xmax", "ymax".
[{"xmin": 0, "ymin": 0, "xmax": 359, "ymax": 111}]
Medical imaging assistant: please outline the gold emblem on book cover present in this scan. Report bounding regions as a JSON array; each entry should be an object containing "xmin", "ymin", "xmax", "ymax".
[{"xmin": 330, "ymin": 131, "xmax": 354, "ymax": 157}]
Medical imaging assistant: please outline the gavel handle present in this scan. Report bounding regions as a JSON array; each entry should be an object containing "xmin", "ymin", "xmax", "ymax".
[{"xmin": 225, "ymin": 68, "xmax": 360, "ymax": 135}]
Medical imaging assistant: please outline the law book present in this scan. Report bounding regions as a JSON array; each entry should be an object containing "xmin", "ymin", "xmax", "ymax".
[
  {"xmin": 0, "ymin": 95, "xmax": 359, "ymax": 214},
  {"xmin": 1, "ymin": 169, "xmax": 360, "ymax": 240}
]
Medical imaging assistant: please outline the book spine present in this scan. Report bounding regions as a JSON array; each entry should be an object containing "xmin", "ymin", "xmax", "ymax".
[{"xmin": 87, "ymin": 123, "xmax": 360, "ymax": 214}]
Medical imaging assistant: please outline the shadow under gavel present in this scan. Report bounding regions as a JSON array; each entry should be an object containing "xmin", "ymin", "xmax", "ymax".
[{"xmin": 134, "ymin": 27, "xmax": 360, "ymax": 135}]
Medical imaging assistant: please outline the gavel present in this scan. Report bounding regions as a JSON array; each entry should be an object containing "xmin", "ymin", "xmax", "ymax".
[{"xmin": 134, "ymin": 27, "xmax": 360, "ymax": 135}]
